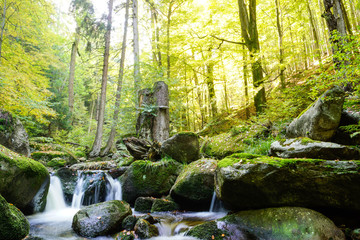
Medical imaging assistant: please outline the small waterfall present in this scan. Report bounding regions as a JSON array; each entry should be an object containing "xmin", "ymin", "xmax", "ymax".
[
  {"xmin": 209, "ymin": 191, "xmax": 225, "ymax": 212},
  {"xmin": 105, "ymin": 173, "xmax": 122, "ymax": 201},
  {"xmin": 45, "ymin": 175, "xmax": 67, "ymax": 212},
  {"xmin": 71, "ymin": 172, "xmax": 86, "ymax": 208},
  {"xmin": 209, "ymin": 192, "xmax": 217, "ymax": 212}
]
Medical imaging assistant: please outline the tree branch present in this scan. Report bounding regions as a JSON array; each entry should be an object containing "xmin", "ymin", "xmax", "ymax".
[{"xmin": 210, "ymin": 35, "xmax": 246, "ymax": 45}]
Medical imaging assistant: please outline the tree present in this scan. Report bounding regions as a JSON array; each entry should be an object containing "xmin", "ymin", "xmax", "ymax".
[
  {"xmin": 102, "ymin": 0, "xmax": 130, "ymax": 156},
  {"xmin": 237, "ymin": 0, "xmax": 266, "ymax": 113},
  {"xmin": 133, "ymin": 0, "xmax": 141, "ymax": 107},
  {"xmin": 89, "ymin": 0, "xmax": 114, "ymax": 158}
]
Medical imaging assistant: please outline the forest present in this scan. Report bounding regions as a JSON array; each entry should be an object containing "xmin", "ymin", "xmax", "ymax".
[
  {"xmin": 1, "ymin": 0, "xmax": 360, "ymax": 239},
  {"xmin": 0, "ymin": 0, "xmax": 358, "ymax": 152}
]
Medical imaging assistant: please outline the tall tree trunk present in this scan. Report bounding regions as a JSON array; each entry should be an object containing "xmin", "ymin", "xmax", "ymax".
[
  {"xmin": 101, "ymin": 0, "xmax": 130, "ymax": 156},
  {"xmin": 275, "ymin": 0, "xmax": 285, "ymax": 89},
  {"xmin": 193, "ymin": 70, "xmax": 205, "ymax": 128},
  {"xmin": 166, "ymin": 2, "xmax": 172, "ymax": 79},
  {"xmin": 318, "ymin": 0, "xmax": 331, "ymax": 55},
  {"xmin": 307, "ymin": 0, "xmax": 321, "ymax": 62},
  {"xmin": 243, "ymin": 45, "xmax": 250, "ymax": 119},
  {"xmin": 68, "ymin": 27, "xmax": 80, "ymax": 114},
  {"xmin": 152, "ymin": 81, "xmax": 169, "ymax": 142},
  {"xmin": 0, "ymin": 0, "xmax": 6, "ymax": 64},
  {"xmin": 237, "ymin": 0, "xmax": 266, "ymax": 114},
  {"xmin": 89, "ymin": 0, "xmax": 114, "ymax": 158},
  {"xmin": 146, "ymin": 0, "xmax": 162, "ymax": 67},
  {"xmin": 133, "ymin": 0, "xmax": 141, "ymax": 107},
  {"xmin": 348, "ymin": 0, "xmax": 359, "ymax": 29},
  {"xmin": 206, "ymin": 61, "xmax": 218, "ymax": 117}
]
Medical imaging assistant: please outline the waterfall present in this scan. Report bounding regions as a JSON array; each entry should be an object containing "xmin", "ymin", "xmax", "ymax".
[
  {"xmin": 45, "ymin": 175, "xmax": 67, "ymax": 212},
  {"xmin": 209, "ymin": 191, "xmax": 225, "ymax": 212},
  {"xmin": 209, "ymin": 191, "xmax": 216, "ymax": 212},
  {"xmin": 71, "ymin": 172, "xmax": 86, "ymax": 208},
  {"xmin": 105, "ymin": 173, "xmax": 122, "ymax": 201}
]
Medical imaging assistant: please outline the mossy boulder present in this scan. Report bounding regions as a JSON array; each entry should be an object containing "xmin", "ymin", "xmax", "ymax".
[
  {"xmin": 286, "ymin": 86, "xmax": 345, "ymax": 141},
  {"xmin": 134, "ymin": 197, "xmax": 155, "ymax": 212},
  {"xmin": 120, "ymin": 159, "xmax": 183, "ymax": 204},
  {"xmin": 187, "ymin": 207, "xmax": 345, "ymax": 240},
  {"xmin": 161, "ymin": 132, "xmax": 200, "ymax": 163},
  {"xmin": 69, "ymin": 161, "xmax": 117, "ymax": 171},
  {"xmin": 47, "ymin": 157, "xmax": 67, "ymax": 169},
  {"xmin": 122, "ymin": 215, "xmax": 138, "ymax": 231},
  {"xmin": 55, "ymin": 167, "xmax": 79, "ymax": 204},
  {"xmin": 0, "ymin": 194, "xmax": 30, "ymax": 240},
  {"xmin": 216, "ymin": 153, "xmax": 360, "ymax": 211},
  {"xmin": 0, "ymin": 145, "xmax": 49, "ymax": 212},
  {"xmin": 72, "ymin": 200, "xmax": 132, "ymax": 238},
  {"xmin": 31, "ymin": 150, "xmax": 77, "ymax": 167},
  {"xmin": 200, "ymin": 133, "xmax": 245, "ymax": 159},
  {"xmin": 170, "ymin": 159, "xmax": 217, "ymax": 210},
  {"xmin": 0, "ymin": 109, "xmax": 30, "ymax": 157},
  {"xmin": 270, "ymin": 138, "xmax": 360, "ymax": 160},
  {"xmin": 151, "ymin": 198, "xmax": 179, "ymax": 212},
  {"xmin": 134, "ymin": 219, "xmax": 159, "ymax": 239}
]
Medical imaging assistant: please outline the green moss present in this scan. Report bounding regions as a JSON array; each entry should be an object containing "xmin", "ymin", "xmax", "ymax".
[
  {"xmin": 218, "ymin": 153, "xmax": 324, "ymax": 168},
  {"xmin": 299, "ymin": 137, "xmax": 320, "ymax": 145},
  {"xmin": 47, "ymin": 158, "xmax": 66, "ymax": 169},
  {"xmin": 201, "ymin": 133, "xmax": 245, "ymax": 159},
  {"xmin": 186, "ymin": 221, "xmax": 228, "ymax": 240},
  {"xmin": 176, "ymin": 131, "xmax": 198, "ymax": 137}
]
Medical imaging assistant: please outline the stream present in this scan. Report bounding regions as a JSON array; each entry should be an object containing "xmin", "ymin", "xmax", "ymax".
[{"xmin": 27, "ymin": 174, "xmax": 227, "ymax": 240}]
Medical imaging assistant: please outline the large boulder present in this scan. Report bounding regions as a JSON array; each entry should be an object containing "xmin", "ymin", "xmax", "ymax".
[
  {"xmin": 72, "ymin": 200, "xmax": 132, "ymax": 238},
  {"xmin": 0, "ymin": 145, "xmax": 49, "ymax": 213},
  {"xmin": 134, "ymin": 219, "xmax": 159, "ymax": 239},
  {"xmin": 55, "ymin": 167, "xmax": 79, "ymax": 204},
  {"xmin": 170, "ymin": 159, "xmax": 217, "ymax": 210},
  {"xmin": 0, "ymin": 194, "xmax": 30, "ymax": 240},
  {"xmin": 187, "ymin": 207, "xmax": 345, "ymax": 240},
  {"xmin": 270, "ymin": 138, "xmax": 360, "ymax": 160},
  {"xmin": 0, "ymin": 110, "xmax": 30, "ymax": 157},
  {"xmin": 215, "ymin": 153, "xmax": 360, "ymax": 211},
  {"xmin": 120, "ymin": 160, "xmax": 182, "ymax": 204},
  {"xmin": 286, "ymin": 86, "xmax": 345, "ymax": 141},
  {"xmin": 161, "ymin": 132, "xmax": 200, "ymax": 164}
]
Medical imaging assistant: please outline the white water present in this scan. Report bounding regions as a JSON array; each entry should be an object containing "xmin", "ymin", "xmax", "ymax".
[
  {"xmin": 71, "ymin": 173, "xmax": 86, "ymax": 208},
  {"xmin": 45, "ymin": 176, "xmax": 67, "ymax": 211},
  {"xmin": 105, "ymin": 173, "xmax": 122, "ymax": 201}
]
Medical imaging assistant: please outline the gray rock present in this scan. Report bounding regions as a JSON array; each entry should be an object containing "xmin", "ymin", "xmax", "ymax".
[
  {"xmin": 270, "ymin": 138, "xmax": 360, "ymax": 160},
  {"xmin": 170, "ymin": 159, "xmax": 217, "ymax": 210},
  {"xmin": 187, "ymin": 207, "xmax": 345, "ymax": 240},
  {"xmin": 286, "ymin": 86, "xmax": 345, "ymax": 141},
  {"xmin": 151, "ymin": 198, "xmax": 179, "ymax": 212},
  {"xmin": 120, "ymin": 160, "xmax": 182, "ymax": 204},
  {"xmin": 0, "ymin": 194, "xmax": 30, "ymax": 240},
  {"xmin": 134, "ymin": 197, "xmax": 155, "ymax": 212},
  {"xmin": 55, "ymin": 168, "xmax": 78, "ymax": 204},
  {"xmin": 332, "ymin": 110, "xmax": 360, "ymax": 145},
  {"xmin": 161, "ymin": 132, "xmax": 200, "ymax": 164},
  {"xmin": 0, "ymin": 145, "xmax": 49, "ymax": 212},
  {"xmin": 72, "ymin": 200, "xmax": 132, "ymax": 238},
  {"xmin": 215, "ymin": 154, "xmax": 360, "ymax": 211},
  {"xmin": 0, "ymin": 110, "xmax": 30, "ymax": 157}
]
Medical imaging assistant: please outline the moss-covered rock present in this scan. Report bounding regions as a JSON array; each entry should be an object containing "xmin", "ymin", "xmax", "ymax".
[
  {"xmin": 69, "ymin": 161, "xmax": 118, "ymax": 171},
  {"xmin": 122, "ymin": 215, "xmax": 138, "ymax": 231},
  {"xmin": 161, "ymin": 132, "xmax": 200, "ymax": 164},
  {"xmin": 0, "ymin": 194, "xmax": 30, "ymax": 240},
  {"xmin": 170, "ymin": 159, "xmax": 217, "ymax": 210},
  {"xmin": 216, "ymin": 153, "xmax": 360, "ymax": 211},
  {"xmin": 120, "ymin": 159, "xmax": 183, "ymax": 204},
  {"xmin": 0, "ymin": 144, "xmax": 49, "ymax": 212},
  {"xmin": 134, "ymin": 219, "xmax": 159, "ymax": 239},
  {"xmin": 72, "ymin": 200, "xmax": 132, "ymax": 238},
  {"xmin": 151, "ymin": 198, "xmax": 179, "ymax": 212},
  {"xmin": 200, "ymin": 133, "xmax": 245, "ymax": 159},
  {"xmin": 187, "ymin": 207, "xmax": 345, "ymax": 240},
  {"xmin": 0, "ymin": 110, "xmax": 30, "ymax": 157},
  {"xmin": 47, "ymin": 157, "xmax": 67, "ymax": 169},
  {"xmin": 114, "ymin": 231, "xmax": 135, "ymax": 240},
  {"xmin": 134, "ymin": 197, "xmax": 155, "ymax": 212}
]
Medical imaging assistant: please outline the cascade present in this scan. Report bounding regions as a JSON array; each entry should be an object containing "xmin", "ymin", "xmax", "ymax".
[
  {"xmin": 209, "ymin": 191, "xmax": 225, "ymax": 212},
  {"xmin": 45, "ymin": 175, "xmax": 67, "ymax": 212}
]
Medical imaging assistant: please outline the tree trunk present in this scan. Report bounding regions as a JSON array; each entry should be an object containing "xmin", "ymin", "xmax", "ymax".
[
  {"xmin": 348, "ymin": 0, "xmax": 359, "ymax": 29},
  {"xmin": 133, "ymin": 0, "xmax": 141, "ymax": 107},
  {"xmin": 166, "ymin": 2, "xmax": 172, "ymax": 79},
  {"xmin": 307, "ymin": 0, "xmax": 321, "ymax": 62},
  {"xmin": 275, "ymin": 0, "xmax": 285, "ymax": 89},
  {"xmin": 152, "ymin": 81, "xmax": 169, "ymax": 142},
  {"xmin": 237, "ymin": 0, "xmax": 266, "ymax": 114},
  {"xmin": 136, "ymin": 88, "xmax": 153, "ymax": 141},
  {"xmin": 206, "ymin": 59, "xmax": 218, "ymax": 117},
  {"xmin": 89, "ymin": 0, "xmax": 114, "ymax": 158},
  {"xmin": 318, "ymin": 0, "xmax": 331, "ymax": 55},
  {"xmin": 101, "ymin": 0, "xmax": 130, "ymax": 156},
  {"xmin": 243, "ymin": 45, "xmax": 250, "ymax": 119},
  {"xmin": 68, "ymin": 27, "xmax": 80, "ymax": 114},
  {"xmin": 0, "ymin": 0, "xmax": 6, "ymax": 64}
]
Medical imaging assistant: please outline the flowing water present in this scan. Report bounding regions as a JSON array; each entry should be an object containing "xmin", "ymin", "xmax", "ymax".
[{"xmin": 28, "ymin": 173, "xmax": 226, "ymax": 240}]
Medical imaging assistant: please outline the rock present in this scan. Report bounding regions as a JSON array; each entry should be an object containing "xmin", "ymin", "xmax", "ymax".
[
  {"xmin": 69, "ymin": 161, "xmax": 118, "ymax": 171},
  {"xmin": 352, "ymin": 229, "xmax": 360, "ymax": 240},
  {"xmin": 109, "ymin": 167, "xmax": 128, "ymax": 178},
  {"xmin": 151, "ymin": 198, "xmax": 179, "ymax": 212},
  {"xmin": 332, "ymin": 110, "xmax": 360, "ymax": 145},
  {"xmin": 138, "ymin": 214, "xmax": 158, "ymax": 225},
  {"xmin": 134, "ymin": 219, "xmax": 159, "ymax": 239},
  {"xmin": 76, "ymin": 171, "xmax": 108, "ymax": 206},
  {"xmin": 286, "ymin": 86, "xmax": 345, "ymax": 141},
  {"xmin": 123, "ymin": 137, "xmax": 151, "ymax": 160},
  {"xmin": 0, "ymin": 145, "xmax": 49, "ymax": 212},
  {"xmin": 115, "ymin": 231, "xmax": 135, "ymax": 240},
  {"xmin": 24, "ymin": 175, "xmax": 50, "ymax": 214},
  {"xmin": 0, "ymin": 110, "xmax": 30, "ymax": 157},
  {"xmin": 134, "ymin": 197, "xmax": 155, "ymax": 212},
  {"xmin": 187, "ymin": 207, "xmax": 345, "ymax": 240},
  {"xmin": 47, "ymin": 157, "xmax": 66, "ymax": 169},
  {"xmin": 121, "ymin": 160, "xmax": 182, "ymax": 204},
  {"xmin": 55, "ymin": 167, "xmax": 79, "ymax": 204},
  {"xmin": 72, "ymin": 200, "xmax": 132, "ymax": 238},
  {"xmin": 122, "ymin": 215, "xmax": 138, "ymax": 231},
  {"xmin": 31, "ymin": 150, "xmax": 77, "ymax": 166},
  {"xmin": 161, "ymin": 132, "xmax": 200, "ymax": 164},
  {"xmin": 170, "ymin": 159, "xmax": 217, "ymax": 210},
  {"xmin": 270, "ymin": 138, "xmax": 360, "ymax": 160},
  {"xmin": 215, "ymin": 153, "xmax": 360, "ymax": 211},
  {"xmin": 0, "ymin": 194, "xmax": 30, "ymax": 240}
]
